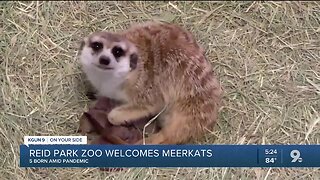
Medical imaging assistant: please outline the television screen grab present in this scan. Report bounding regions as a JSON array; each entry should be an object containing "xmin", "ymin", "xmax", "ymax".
[{"xmin": 1, "ymin": 1, "xmax": 319, "ymax": 179}]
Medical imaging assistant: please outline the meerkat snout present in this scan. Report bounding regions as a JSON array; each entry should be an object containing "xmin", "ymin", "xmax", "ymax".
[{"xmin": 99, "ymin": 56, "xmax": 111, "ymax": 66}]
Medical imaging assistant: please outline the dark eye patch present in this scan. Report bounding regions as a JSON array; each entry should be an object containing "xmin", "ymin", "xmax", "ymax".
[
  {"xmin": 90, "ymin": 42, "xmax": 103, "ymax": 51},
  {"xmin": 111, "ymin": 46, "xmax": 125, "ymax": 58}
]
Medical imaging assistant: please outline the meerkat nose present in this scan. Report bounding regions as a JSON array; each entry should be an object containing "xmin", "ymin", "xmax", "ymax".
[{"xmin": 99, "ymin": 56, "xmax": 111, "ymax": 66}]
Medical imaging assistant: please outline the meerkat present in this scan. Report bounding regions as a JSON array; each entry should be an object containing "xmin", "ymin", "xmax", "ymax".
[{"xmin": 79, "ymin": 21, "xmax": 223, "ymax": 145}]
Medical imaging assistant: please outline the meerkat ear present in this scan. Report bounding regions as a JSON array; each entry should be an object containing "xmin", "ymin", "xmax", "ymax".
[
  {"xmin": 79, "ymin": 37, "xmax": 89, "ymax": 51},
  {"xmin": 130, "ymin": 53, "xmax": 138, "ymax": 70},
  {"xmin": 77, "ymin": 40, "xmax": 85, "ymax": 57},
  {"xmin": 79, "ymin": 37, "xmax": 88, "ymax": 51},
  {"xmin": 79, "ymin": 40, "xmax": 85, "ymax": 50}
]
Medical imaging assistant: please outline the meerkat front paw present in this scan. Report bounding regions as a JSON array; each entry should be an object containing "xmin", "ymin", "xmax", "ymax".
[
  {"xmin": 107, "ymin": 104, "xmax": 158, "ymax": 126},
  {"xmin": 107, "ymin": 108, "xmax": 129, "ymax": 126}
]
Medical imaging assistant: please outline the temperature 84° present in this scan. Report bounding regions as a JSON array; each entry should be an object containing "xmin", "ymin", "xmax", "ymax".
[{"xmin": 265, "ymin": 157, "xmax": 277, "ymax": 164}]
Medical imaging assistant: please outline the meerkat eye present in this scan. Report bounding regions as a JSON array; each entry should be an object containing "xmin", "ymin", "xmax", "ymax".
[
  {"xmin": 111, "ymin": 46, "xmax": 125, "ymax": 58},
  {"xmin": 90, "ymin": 42, "xmax": 103, "ymax": 51}
]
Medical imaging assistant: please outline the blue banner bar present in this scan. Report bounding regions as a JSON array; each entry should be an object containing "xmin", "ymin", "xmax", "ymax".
[{"xmin": 20, "ymin": 145, "xmax": 320, "ymax": 168}]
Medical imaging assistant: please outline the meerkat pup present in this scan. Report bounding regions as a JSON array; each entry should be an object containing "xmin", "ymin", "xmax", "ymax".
[{"xmin": 79, "ymin": 21, "xmax": 223, "ymax": 145}]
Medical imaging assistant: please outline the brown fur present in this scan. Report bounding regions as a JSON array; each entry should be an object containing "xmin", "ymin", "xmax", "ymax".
[
  {"xmin": 78, "ymin": 97, "xmax": 159, "ymax": 145},
  {"xmin": 82, "ymin": 21, "xmax": 223, "ymax": 145}
]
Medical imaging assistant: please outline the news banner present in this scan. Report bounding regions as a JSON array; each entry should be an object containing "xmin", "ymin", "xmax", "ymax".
[{"xmin": 20, "ymin": 136, "xmax": 320, "ymax": 168}]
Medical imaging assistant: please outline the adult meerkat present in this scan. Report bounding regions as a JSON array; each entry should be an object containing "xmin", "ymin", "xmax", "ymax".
[{"xmin": 79, "ymin": 21, "xmax": 223, "ymax": 144}]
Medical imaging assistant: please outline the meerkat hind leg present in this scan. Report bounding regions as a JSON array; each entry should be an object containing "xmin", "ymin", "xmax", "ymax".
[{"xmin": 108, "ymin": 103, "xmax": 159, "ymax": 126}]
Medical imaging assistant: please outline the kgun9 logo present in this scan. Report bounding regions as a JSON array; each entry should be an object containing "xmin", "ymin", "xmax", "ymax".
[{"xmin": 290, "ymin": 150, "xmax": 303, "ymax": 163}]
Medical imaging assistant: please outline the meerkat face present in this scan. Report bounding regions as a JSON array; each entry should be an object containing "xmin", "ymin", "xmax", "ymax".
[{"xmin": 79, "ymin": 32, "xmax": 139, "ymax": 76}]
